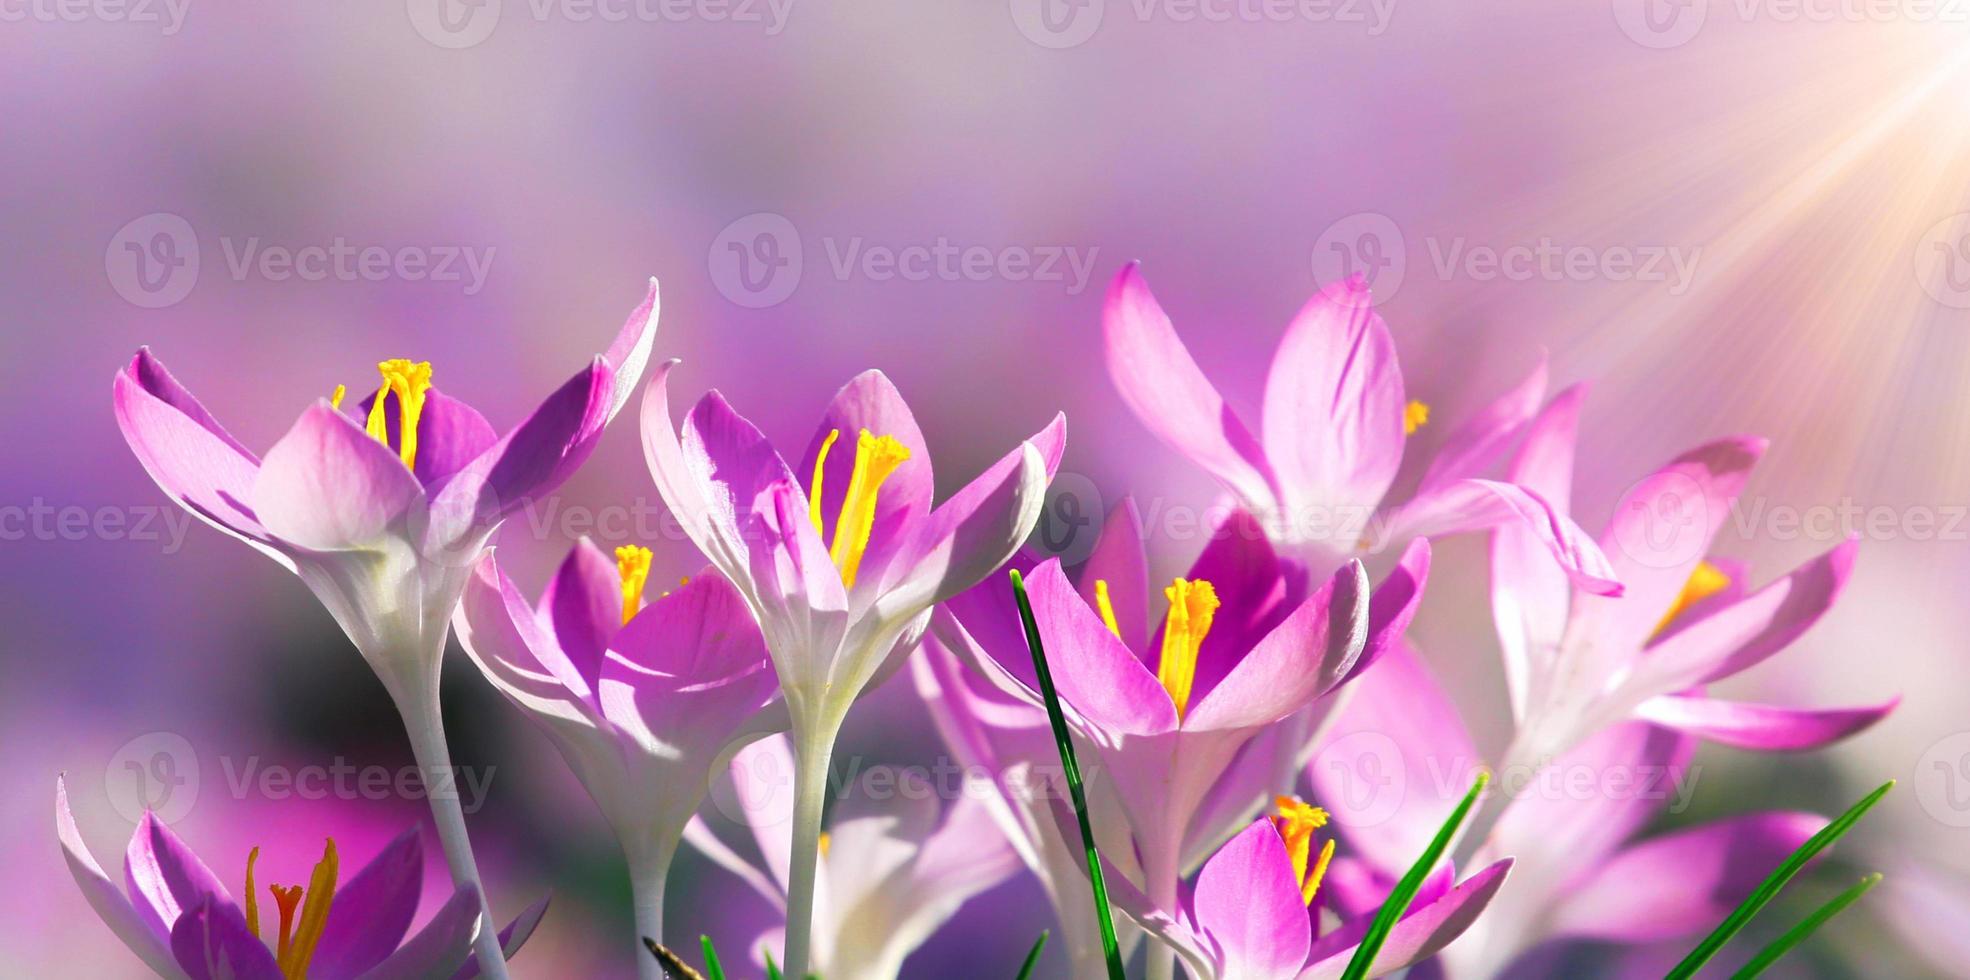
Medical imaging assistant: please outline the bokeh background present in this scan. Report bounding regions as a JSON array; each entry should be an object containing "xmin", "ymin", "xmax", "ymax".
[{"xmin": 5, "ymin": 1, "xmax": 1969, "ymax": 975}]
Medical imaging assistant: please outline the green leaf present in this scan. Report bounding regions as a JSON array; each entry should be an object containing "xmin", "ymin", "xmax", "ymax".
[
  {"xmin": 765, "ymin": 950, "xmax": 784, "ymax": 980},
  {"xmin": 1010, "ymin": 569, "xmax": 1128, "ymax": 980},
  {"xmin": 1339, "ymin": 770, "xmax": 1491, "ymax": 980},
  {"xmin": 642, "ymin": 937, "xmax": 708, "ymax": 980},
  {"xmin": 1731, "ymin": 873, "xmax": 1882, "ymax": 978},
  {"xmin": 1015, "ymin": 929, "xmax": 1050, "ymax": 980},
  {"xmin": 1667, "ymin": 779, "xmax": 1895, "ymax": 980},
  {"xmin": 700, "ymin": 935, "xmax": 728, "ymax": 980}
]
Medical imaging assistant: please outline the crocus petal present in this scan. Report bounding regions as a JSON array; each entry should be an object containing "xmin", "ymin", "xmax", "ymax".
[
  {"xmin": 746, "ymin": 481, "xmax": 850, "ymax": 693},
  {"xmin": 454, "ymin": 549, "xmax": 601, "ymax": 711},
  {"xmin": 1583, "ymin": 436, "xmax": 1766, "ymax": 654},
  {"xmin": 56, "ymin": 777, "xmax": 187, "ymax": 979},
  {"xmin": 1299, "ymin": 860, "xmax": 1513, "ymax": 980},
  {"xmin": 355, "ymin": 387, "xmax": 498, "ymax": 488},
  {"xmin": 1184, "ymin": 559, "xmax": 1369, "ymax": 732},
  {"xmin": 1628, "ymin": 536, "xmax": 1858, "ymax": 696},
  {"xmin": 1101, "ymin": 858, "xmax": 1219, "ymax": 980},
  {"xmin": 872, "ymin": 419, "xmax": 1061, "ymax": 622},
  {"xmin": 1347, "ymin": 537, "xmax": 1430, "ymax": 684},
  {"xmin": 112, "ymin": 351, "xmax": 281, "ymax": 557},
  {"xmin": 310, "ymin": 828, "xmax": 423, "ymax": 980},
  {"xmin": 795, "ymin": 370, "xmax": 934, "ymax": 595},
  {"xmin": 603, "ymin": 277, "xmax": 662, "ymax": 420},
  {"xmin": 1633, "ymin": 694, "xmax": 1896, "ymax": 751},
  {"xmin": 1103, "ymin": 263, "xmax": 1279, "ymax": 516},
  {"xmin": 449, "ymin": 895, "xmax": 550, "ymax": 980},
  {"xmin": 1075, "ymin": 497, "xmax": 1151, "ymax": 652},
  {"xmin": 1490, "ymin": 722, "xmax": 1694, "ymax": 886},
  {"xmin": 1550, "ymin": 812, "xmax": 1825, "ymax": 942},
  {"xmin": 1310, "ymin": 643, "xmax": 1477, "ymax": 874},
  {"xmin": 1180, "ymin": 508, "xmax": 1294, "ymax": 701},
  {"xmin": 169, "ymin": 897, "xmax": 283, "ymax": 980},
  {"xmin": 357, "ymin": 886, "xmax": 481, "ymax": 980},
  {"xmin": 539, "ymin": 537, "xmax": 623, "ymax": 694},
  {"xmin": 1386, "ymin": 478, "xmax": 1620, "ymax": 596},
  {"xmin": 1411, "ymin": 354, "xmax": 1548, "ymax": 498},
  {"xmin": 252, "ymin": 403, "xmax": 426, "ymax": 552},
  {"xmin": 125, "ymin": 812, "xmax": 235, "ymax": 942},
  {"xmin": 1260, "ymin": 275, "xmax": 1407, "ymax": 527},
  {"xmin": 1192, "ymin": 820, "xmax": 1312, "ymax": 979},
  {"xmin": 1491, "ymin": 384, "xmax": 1586, "ymax": 720},
  {"xmin": 640, "ymin": 363, "xmax": 785, "ymax": 591},
  {"xmin": 455, "ymin": 358, "xmax": 613, "ymax": 523}
]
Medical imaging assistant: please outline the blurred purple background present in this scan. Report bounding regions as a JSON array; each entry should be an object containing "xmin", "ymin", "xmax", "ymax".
[{"xmin": 7, "ymin": 1, "xmax": 1969, "ymax": 975}]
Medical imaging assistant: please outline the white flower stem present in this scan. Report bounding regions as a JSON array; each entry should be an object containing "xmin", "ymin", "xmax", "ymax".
[
  {"xmin": 401, "ymin": 686, "xmax": 510, "ymax": 980},
  {"xmin": 628, "ymin": 843, "xmax": 675, "ymax": 980},
  {"xmin": 1144, "ymin": 840, "xmax": 1181, "ymax": 980},
  {"xmin": 781, "ymin": 709, "xmax": 843, "ymax": 980}
]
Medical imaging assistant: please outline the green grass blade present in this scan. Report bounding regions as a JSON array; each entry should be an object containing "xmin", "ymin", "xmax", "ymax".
[
  {"xmin": 765, "ymin": 950, "xmax": 784, "ymax": 980},
  {"xmin": 1014, "ymin": 929, "xmax": 1050, "ymax": 980},
  {"xmin": 1667, "ymin": 779, "xmax": 1895, "ymax": 980},
  {"xmin": 642, "ymin": 938, "xmax": 708, "ymax": 980},
  {"xmin": 1010, "ymin": 568, "xmax": 1127, "ymax": 980},
  {"xmin": 699, "ymin": 935, "xmax": 728, "ymax": 980},
  {"xmin": 1339, "ymin": 770, "xmax": 1491, "ymax": 980},
  {"xmin": 1730, "ymin": 873, "xmax": 1882, "ymax": 979}
]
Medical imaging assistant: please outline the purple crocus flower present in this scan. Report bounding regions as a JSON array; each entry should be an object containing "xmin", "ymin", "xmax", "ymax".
[
  {"xmin": 111, "ymin": 280, "xmax": 661, "ymax": 976},
  {"xmin": 1488, "ymin": 385, "xmax": 1896, "ymax": 768},
  {"xmin": 452, "ymin": 540, "xmax": 782, "ymax": 977},
  {"xmin": 1101, "ymin": 263, "xmax": 1619, "ymax": 594},
  {"xmin": 641, "ymin": 365, "xmax": 1063, "ymax": 977},
  {"xmin": 682, "ymin": 736, "xmax": 1021, "ymax": 980},
  {"xmin": 1107, "ymin": 814, "xmax": 1512, "ymax": 980},
  {"xmin": 935, "ymin": 503, "xmax": 1384, "ymax": 980},
  {"xmin": 1308, "ymin": 646, "xmax": 1825, "ymax": 976},
  {"xmin": 56, "ymin": 777, "xmax": 547, "ymax": 980}
]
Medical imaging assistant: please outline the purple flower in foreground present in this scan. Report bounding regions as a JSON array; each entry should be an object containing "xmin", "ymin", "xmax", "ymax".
[
  {"xmin": 112, "ymin": 279, "xmax": 661, "ymax": 976},
  {"xmin": 935, "ymin": 504, "xmax": 1392, "ymax": 979},
  {"xmin": 57, "ymin": 777, "xmax": 546, "ymax": 980},
  {"xmin": 453, "ymin": 541, "xmax": 782, "ymax": 977},
  {"xmin": 1309, "ymin": 646, "xmax": 1824, "ymax": 976},
  {"xmin": 1488, "ymin": 386, "xmax": 1896, "ymax": 766},
  {"xmin": 1102, "ymin": 263, "xmax": 1619, "ymax": 593},
  {"xmin": 642, "ymin": 365, "xmax": 1062, "ymax": 977},
  {"xmin": 1109, "ymin": 814, "xmax": 1512, "ymax": 980},
  {"xmin": 683, "ymin": 736, "xmax": 1020, "ymax": 980}
]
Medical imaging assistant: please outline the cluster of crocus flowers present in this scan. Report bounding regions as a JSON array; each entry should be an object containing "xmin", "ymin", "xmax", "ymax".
[
  {"xmin": 452, "ymin": 540, "xmax": 781, "ymax": 978},
  {"xmin": 57, "ymin": 778, "xmax": 544, "ymax": 980},
  {"xmin": 682, "ymin": 736, "xmax": 1020, "ymax": 980},
  {"xmin": 1102, "ymin": 263, "xmax": 1620, "ymax": 594},
  {"xmin": 642, "ymin": 365, "xmax": 1063, "ymax": 978},
  {"xmin": 109, "ymin": 280, "xmax": 662, "ymax": 975}
]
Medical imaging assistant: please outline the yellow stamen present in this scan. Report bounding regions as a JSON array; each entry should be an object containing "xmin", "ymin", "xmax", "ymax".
[
  {"xmin": 328, "ymin": 385, "xmax": 346, "ymax": 411},
  {"xmin": 271, "ymin": 839, "xmax": 337, "ymax": 980},
  {"xmin": 1158, "ymin": 578, "xmax": 1219, "ymax": 721},
  {"xmin": 243, "ymin": 846, "xmax": 261, "ymax": 938},
  {"xmin": 818, "ymin": 831, "xmax": 832, "ymax": 859},
  {"xmin": 363, "ymin": 359, "xmax": 433, "ymax": 470},
  {"xmin": 1654, "ymin": 560, "xmax": 1731, "ymax": 636},
  {"xmin": 808, "ymin": 428, "xmax": 841, "ymax": 535},
  {"xmin": 1093, "ymin": 579, "xmax": 1123, "ymax": 639},
  {"xmin": 823, "ymin": 429, "xmax": 912, "ymax": 589},
  {"xmin": 1403, "ymin": 400, "xmax": 1431, "ymax": 436},
  {"xmin": 1273, "ymin": 796, "xmax": 1334, "ymax": 906},
  {"xmin": 616, "ymin": 545, "xmax": 654, "ymax": 626}
]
